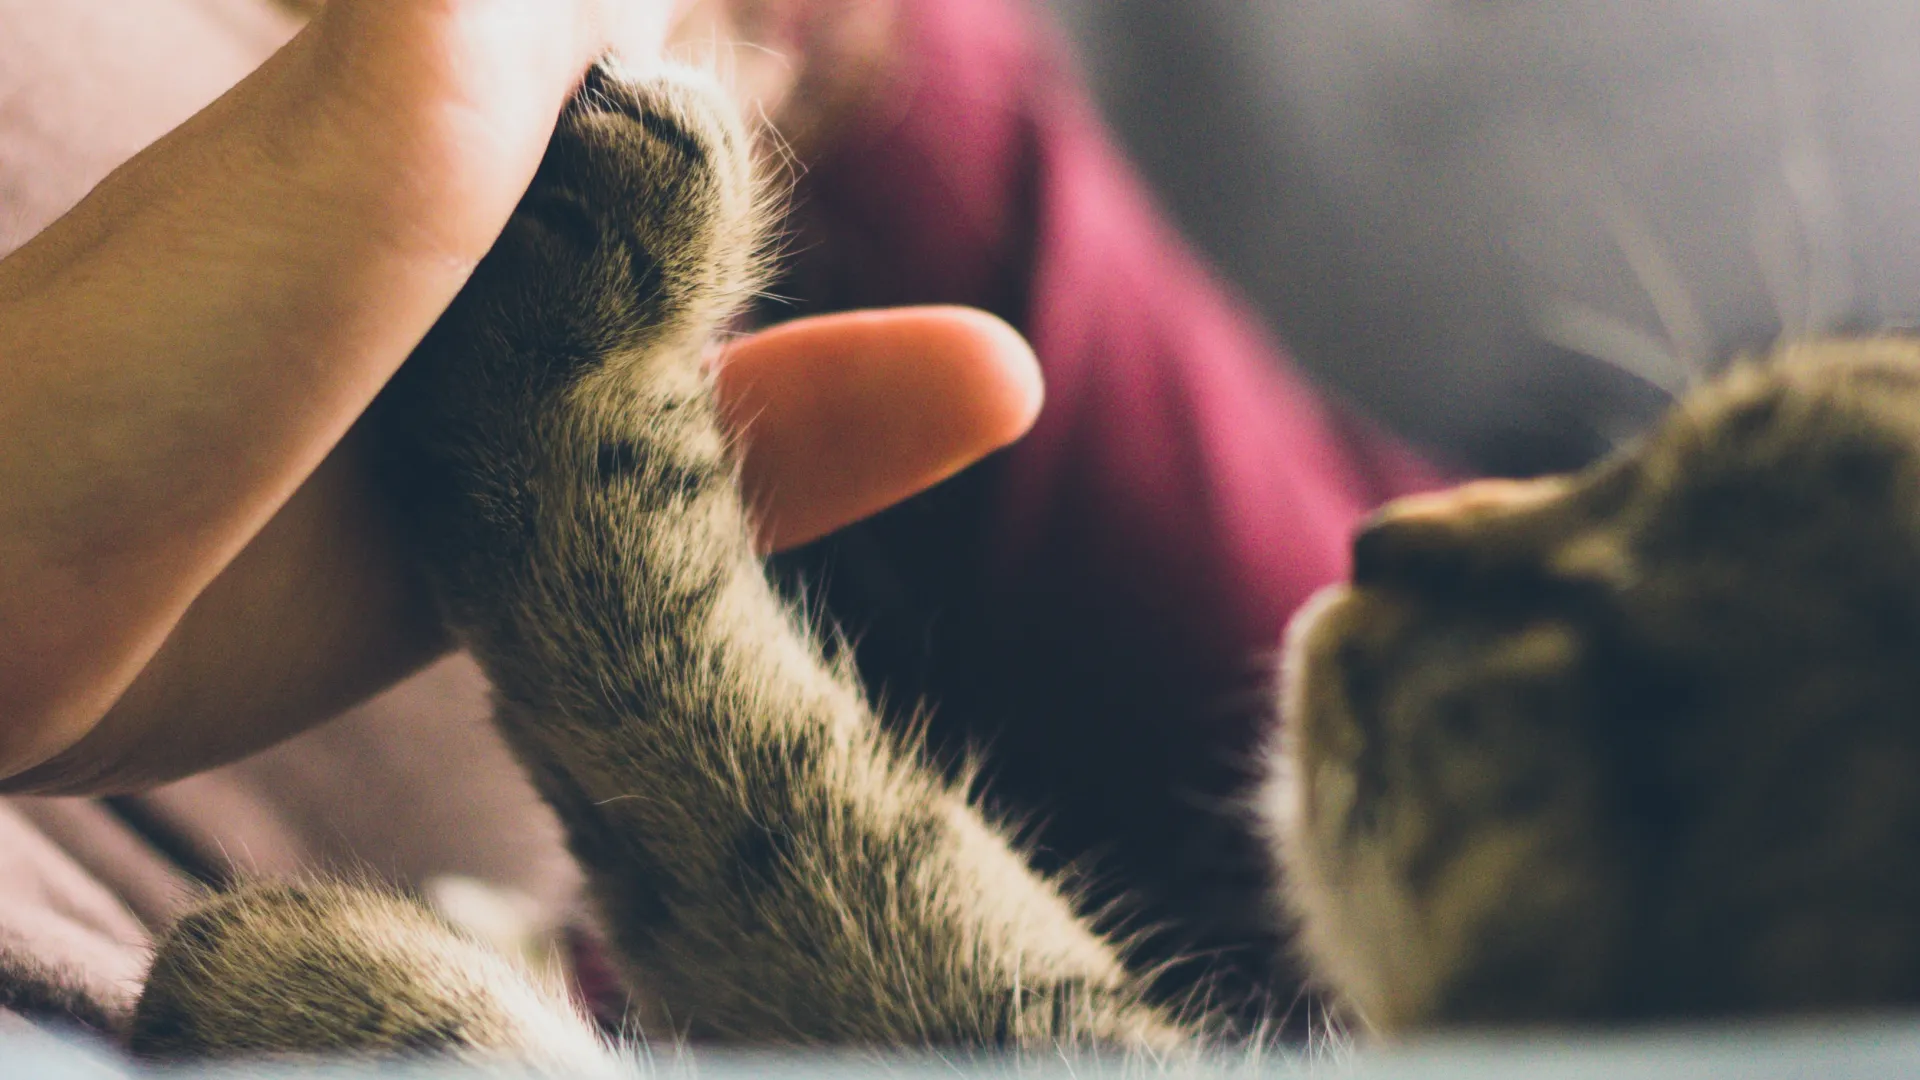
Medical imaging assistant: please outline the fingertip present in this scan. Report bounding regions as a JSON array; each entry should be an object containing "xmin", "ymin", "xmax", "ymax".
[
  {"xmin": 713, "ymin": 306, "xmax": 1048, "ymax": 553},
  {"xmin": 718, "ymin": 304, "xmax": 1045, "ymax": 451},
  {"xmin": 917, "ymin": 305, "xmax": 1046, "ymax": 455}
]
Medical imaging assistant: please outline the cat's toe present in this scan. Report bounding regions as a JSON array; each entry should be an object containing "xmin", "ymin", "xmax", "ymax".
[
  {"xmin": 528, "ymin": 61, "xmax": 766, "ymax": 333},
  {"xmin": 393, "ymin": 61, "xmax": 767, "ymax": 423}
]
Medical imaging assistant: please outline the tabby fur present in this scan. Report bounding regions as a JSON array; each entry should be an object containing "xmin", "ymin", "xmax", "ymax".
[
  {"xmin": 1273, "ymin": 338, "xmax": 1920, "ymax": 1031},
  {"xmin": 27, "ymin": 56, "xmax": 1920, "ymax": 1072},
  {"xmin": 127, "ymin": 63, "xmax": 1184, "ymax": 1067}
]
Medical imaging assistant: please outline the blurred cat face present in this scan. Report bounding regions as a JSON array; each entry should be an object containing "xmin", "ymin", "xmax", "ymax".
[{"xmin": 1270, "ymin": 338, "xmax": 1920, "ymax": 1031}]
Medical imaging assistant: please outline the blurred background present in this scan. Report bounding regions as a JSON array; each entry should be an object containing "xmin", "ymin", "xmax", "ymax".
[{"xmin": 1038, "ymin": 0, "xmax": 1920, "ymax": 475}]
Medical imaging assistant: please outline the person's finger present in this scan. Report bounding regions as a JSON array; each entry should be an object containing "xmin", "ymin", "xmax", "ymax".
[{"xmin": 715, "ymin": 307, "xmax": 1046, "ymax": 553}]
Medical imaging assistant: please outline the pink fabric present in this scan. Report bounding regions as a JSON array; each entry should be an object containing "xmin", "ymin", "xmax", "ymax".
[
  {"xmin": 779, "ymin": 0, "xmax": 1445, "ymax": 1013},
  {"xmin": 1009, "ymin": 35, "xmax": 1442, "ymax": 714},
  {"xmin": 810, "ymin": 0, "xmax": 1441, "ymax": 658}
]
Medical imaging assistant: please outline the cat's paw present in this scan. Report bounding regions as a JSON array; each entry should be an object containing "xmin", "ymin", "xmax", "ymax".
[
  {"xmin": 390, "ymin": 60, "xmax": 763, "ymax": 449},
  {"xmin": 378, "ymin": 62, "xmax": 766, "ymax": 610},
  {"xmin": 131, "ymin": 882, "xmax": 615, "ymax": 1073},
  {"xmin": 519, "ymin": 60, "xmax": 766, "ymax": 369},
  {"xmin": 500, "ymin": 59, "xmax": 760, "ymax": 373}
]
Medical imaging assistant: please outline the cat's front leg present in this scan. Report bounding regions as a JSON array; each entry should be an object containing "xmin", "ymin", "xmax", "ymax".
[
  {"xmin": 383, "ymin": 63, "xmax": 1192, "ymax": 1050},
  {"xmin": 130, "ymin": 881, "xmax": 616, "ymax": 1072}
]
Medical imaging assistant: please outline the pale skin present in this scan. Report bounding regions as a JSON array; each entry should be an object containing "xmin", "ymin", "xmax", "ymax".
[{"xmin": 0, "ymin": 0, "xmax": 1042, "ymax": 793}]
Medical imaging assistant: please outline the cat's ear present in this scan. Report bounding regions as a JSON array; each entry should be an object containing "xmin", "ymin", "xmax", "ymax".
[
  {"xmin": 1354, "ymin": 478, "xmax": 1575, "ymax": 585},
  {"xmin": 1358, "ymin": 470, "xmax": 1648, "ymax": 596}
]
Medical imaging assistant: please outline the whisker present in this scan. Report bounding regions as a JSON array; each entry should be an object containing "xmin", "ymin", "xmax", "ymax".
[
  {"xmin": 1535, "ymin": 299, "xmax": 1689, "ymax": 397},
  {"xmin": 1589, "ymin": 178, "xmax": 1713, "ymax": 388},
  {"xmin": 1751, "ymin": 9, "xmax": 1855, "ymax": 340}
]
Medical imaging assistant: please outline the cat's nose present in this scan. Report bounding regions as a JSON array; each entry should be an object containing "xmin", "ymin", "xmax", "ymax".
[{"xmin": 1351, "ymin": 478, "xmax": 1569, "ymax": 588}]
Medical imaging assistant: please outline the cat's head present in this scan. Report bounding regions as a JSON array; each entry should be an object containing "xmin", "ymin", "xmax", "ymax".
[{"xmin": 1270, "ymin": 337, "xmax": 1920, "ymax": 1031}]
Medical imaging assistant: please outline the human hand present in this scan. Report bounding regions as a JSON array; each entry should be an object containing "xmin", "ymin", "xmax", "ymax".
[{"xmin": 0, "ymin": 0, "xmax": 1038, "ymax": 790}]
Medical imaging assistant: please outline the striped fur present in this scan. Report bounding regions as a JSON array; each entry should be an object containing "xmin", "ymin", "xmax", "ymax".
[
  {"xmin": 1271, "ymin": 339, "xmax": 1920, "ymax": 1032},
  {"xmin": 94, "ymin": 53, "xmax": 1920, "ymax": 1068},
  {"xmin": 130, "ymin": 63, "xmax": 1188, "ymax": 1067}
]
